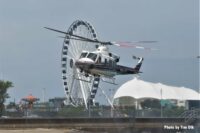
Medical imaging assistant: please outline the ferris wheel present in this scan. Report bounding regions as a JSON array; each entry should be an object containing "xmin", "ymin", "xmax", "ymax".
[{"xmin": 61, "ymin": 20, "xmax": 99, "ymax": 109}]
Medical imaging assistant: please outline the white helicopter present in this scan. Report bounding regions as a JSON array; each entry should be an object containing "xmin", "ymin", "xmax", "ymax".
[
  {"xmin": 44, "ymin": 27, "xmax": 155, "ymax": 79},
  {"xmin": 44, "ymin": 20, "xmax": 156, "ymax": 107}
]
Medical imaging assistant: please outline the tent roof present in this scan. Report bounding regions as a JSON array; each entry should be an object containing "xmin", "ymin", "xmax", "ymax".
[
  {"xmin": 114, "ymin": 78, "xmax": 199, "ymax": 100},
  {"xmin": 22, "ymin": 94, "xmax": 39, "ymax": 102}
]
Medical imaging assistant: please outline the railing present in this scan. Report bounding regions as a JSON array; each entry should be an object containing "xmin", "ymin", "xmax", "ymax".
[
  {"xmin": 179, "ymin": 109, "xmax": 200, "ymax": 125},
  {"xmin": 4, "ymin": 106, "xmax": 200, "ymax": 119}
]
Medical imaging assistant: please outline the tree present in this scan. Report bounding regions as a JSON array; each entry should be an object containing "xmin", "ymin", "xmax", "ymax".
[{"xmin": 0, "ymin": 80, "xmax": 13, "ymax": 116}]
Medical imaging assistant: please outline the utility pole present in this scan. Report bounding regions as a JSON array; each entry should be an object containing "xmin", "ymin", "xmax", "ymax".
[
  {"xmin": 198, "ymin": 56, "xmax": 200, "ymax": 109},
  {"xmin": 0, "ymin": 59, "xmax": 4, "ymax": 80},
  {"xmin": 160, "ymin": 88, "xmax": 163, "ymax": 118},
  {"xmin": 109, "ymin": 88, "xmax": 114, "ymax": 118},
  {"xmin": 42, "ymin": 88, "xmax": 46, "ymax": 103}
]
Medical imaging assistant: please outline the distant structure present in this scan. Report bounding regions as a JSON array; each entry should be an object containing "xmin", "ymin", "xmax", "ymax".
[
  {"xmin": 49, "ymin": 97, "xmax": 65, "ymax": 108},
  {"xmin": 113, "ymin": 78, "xmax": 200, "ymax": 110}
]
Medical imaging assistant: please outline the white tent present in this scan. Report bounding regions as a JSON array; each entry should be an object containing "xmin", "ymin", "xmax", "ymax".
[{"xmin": 114, "ymin": 78, "xmax": 200, "ymax": 100}]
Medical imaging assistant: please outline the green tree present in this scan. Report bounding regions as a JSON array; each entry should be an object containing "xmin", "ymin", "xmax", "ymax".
[{"xmin": 0, "ymin": 80, "xmax": 13, "ymax": 116}]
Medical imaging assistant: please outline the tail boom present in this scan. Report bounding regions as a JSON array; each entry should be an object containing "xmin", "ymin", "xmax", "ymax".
[{"xmin": 115, "ymin": 57, "xmax": 144, "ymax": 75}]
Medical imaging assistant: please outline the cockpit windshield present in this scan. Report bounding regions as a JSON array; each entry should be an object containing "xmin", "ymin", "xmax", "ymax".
[
  {"xmin": 80, "ymin": 52, "xmax": 88, "ymax": 58},
  {"xmin": 87, "ymin": 53, "xmax": 97, "ymax": 61}
]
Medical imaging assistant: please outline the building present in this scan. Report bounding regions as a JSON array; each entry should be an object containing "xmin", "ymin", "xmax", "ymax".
[{"xmin": 113, "ymin": 78, "xmax": 200, "ymax": 110}]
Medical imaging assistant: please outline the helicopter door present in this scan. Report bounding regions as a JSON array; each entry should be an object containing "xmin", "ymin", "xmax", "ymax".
[
  {"xmin": 101, "ymin": 57, "xmax": 106, "ymax": 64},
  {"xmin": 108, "ymin": 58, "xmax": 116, "ymax": 68},
  {"xmin": 105, "ymin": 59, "xmax": 107, "ymax": 64},
  {"xmin": 109, "ymin": 60, "xmax": 113, "ymax": 67},
  {"xmin": 96, "ymin": 55, "xmax": 101, "ymax": 63}
]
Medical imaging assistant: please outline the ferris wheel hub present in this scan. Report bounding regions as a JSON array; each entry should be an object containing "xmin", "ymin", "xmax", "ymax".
[{"xmin": 70, "ymin": 59, "xmax": 74, "ymax": 68}]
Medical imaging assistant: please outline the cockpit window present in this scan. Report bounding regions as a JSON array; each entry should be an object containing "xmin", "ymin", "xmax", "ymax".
[
  {"xmin": 80, "ymin": 52, "xmax": 88, "ymax": 58},
  {"xmin": 87, "ymin": 53, "xmax": 97, "ymax": 61}
]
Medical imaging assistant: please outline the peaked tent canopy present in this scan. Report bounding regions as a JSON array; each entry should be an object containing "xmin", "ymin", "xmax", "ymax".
[
  {"xmin": 114, "ymin": 78, "xmax": 199, "ymax": 100},
  {"xmin": 21, "ymin": 94, "xmax": 39, "ymax": 102}
]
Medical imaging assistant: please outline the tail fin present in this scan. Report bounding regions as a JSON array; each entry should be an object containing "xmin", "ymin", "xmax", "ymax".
[{"xmin": 134, "ymin": 57, "xmax": 144, "ymax": 72}]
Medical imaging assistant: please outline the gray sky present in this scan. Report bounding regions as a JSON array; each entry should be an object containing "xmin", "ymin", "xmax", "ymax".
[{"xmin": 0, "ymin": 0, "xmax": 199, "ymax": 104}]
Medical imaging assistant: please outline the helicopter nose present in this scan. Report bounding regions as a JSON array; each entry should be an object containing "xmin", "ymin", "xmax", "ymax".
[
  {"xmin": 77, "ymin": 58, "xmax": 94, "ymax": 64},
  {"xmin": 75, "ymin": 58, "xmax": 94, "ymax": 69}
]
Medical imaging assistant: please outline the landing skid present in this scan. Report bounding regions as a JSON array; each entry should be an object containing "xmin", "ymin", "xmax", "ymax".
[
  {"xmin": 74, "ymin": 73, "xmax": 117, "ymax": 85},
  {"xmin": 74, "ymin": 77, "xmax": 92, "ymax": 83},
  {"xmin": 74, "ymin": 72, "xmax": 93, "ymax": 83},
  {"xmin": 101, "ymin": 77, "xmax": 117, "ymax": 85}
]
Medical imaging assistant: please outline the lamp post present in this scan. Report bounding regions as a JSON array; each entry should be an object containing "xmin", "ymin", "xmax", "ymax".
[
  {"xmin": 160, "ymin": 88, "xmax": 163, "ymax": 118},
  {"xmin": 42, "ymin": 88, "xmax": 46, "ymax": 103},
  {"xmin": 109, "ymin": 88, "xmax": 114, "ymax": 118},
  {"xmin": 198, "ymin": 56, "xmax": 200, "ymax": 109}
]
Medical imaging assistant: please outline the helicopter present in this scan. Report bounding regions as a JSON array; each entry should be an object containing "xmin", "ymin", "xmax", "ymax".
[
  {"xmin": 44, "ymin": 27, "xmax": 148, "ymax": 84},
  {"xmin": 44, "ymin": 21, "xmax": 156, "ymax": 107}
]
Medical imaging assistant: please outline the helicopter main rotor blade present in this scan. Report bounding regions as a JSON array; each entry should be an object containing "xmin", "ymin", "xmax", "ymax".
[
  {"xmin": 44, "ymin": 27, "xmax": 68, "ymax": 34},
  {"xmin": 45, "ymin": 27, "xmax": 157, "ymax": 50},
  {"xmin": 111, "ymin": 41, "xmax": 158, "ymax": 50},
  {"xmin": 70, "ymin": 37, "xmax": 100, "ymax": 43},
  {"xmin": 116, "ymin": 41, "xmax": 157, "ymax": 44},
  {"xmin": 58, "ymin": 36, "xmax": 113, "ymax": 47},
  {"xmin": 69, "ymin": 37, "xmax": 113, "ymax": 45},
  {"xmin": 44, "ymin": 27, "xmax": 101, "ymax": 43},
  {"xmin": 44, "ymin": 27, "xmax": 114, "ymax": 45},
  {"xmin": 58, "ymin": 36, "xmax": 100, "ymax": 43},
  {"xmin": 58, "ymin": 36, "xmax": 99, "ymax": 43}
]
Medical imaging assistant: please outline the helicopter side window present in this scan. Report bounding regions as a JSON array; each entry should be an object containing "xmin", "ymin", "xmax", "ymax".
[
  {"xmin": 87, "ymin": 53, "xmax": 97, "ymax": 61},
  {"xmin": 80, "ymin": 52, "xmax": 88, "ymax": 58}
]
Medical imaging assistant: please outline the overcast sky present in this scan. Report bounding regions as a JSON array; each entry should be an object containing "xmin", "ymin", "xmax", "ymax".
[{"xmin": 0, "ymin": 0, "xmax": 199, "ymax": 104}]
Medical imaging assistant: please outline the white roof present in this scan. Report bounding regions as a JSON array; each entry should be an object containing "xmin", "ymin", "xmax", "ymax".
[{"xmin": 114, "ymin": 78, "xmax": 200, "ymax": 100}]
